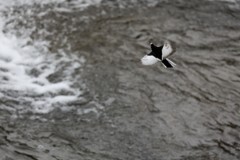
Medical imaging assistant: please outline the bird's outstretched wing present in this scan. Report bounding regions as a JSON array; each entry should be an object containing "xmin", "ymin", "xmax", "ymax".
[{"xmin": 141, "ymin": 55, "xmax": 159, "ymax": 65}]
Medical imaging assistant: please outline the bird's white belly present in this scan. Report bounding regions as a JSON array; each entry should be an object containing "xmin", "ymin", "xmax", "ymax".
[
  {"xmin": 141, "ymin": 55, "xmax": 159, "ymax": 65},
  {"xmin": 162, "ymin": 47, "xmax": 173, "ymax": 59}
]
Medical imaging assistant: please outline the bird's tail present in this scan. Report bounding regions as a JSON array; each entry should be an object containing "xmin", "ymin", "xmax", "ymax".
[{"xmin": 161, "ymin": 58, "xmax": 176, "ymax": 68}]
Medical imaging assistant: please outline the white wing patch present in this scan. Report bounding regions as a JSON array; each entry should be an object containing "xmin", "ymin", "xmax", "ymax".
[
  {"xmin": 162, "ymin": 45, "xmax": 173, "ymax": 59},
  {"xmin": 141, "ymin": 55, "xmax": 159, "ymax": 65}
]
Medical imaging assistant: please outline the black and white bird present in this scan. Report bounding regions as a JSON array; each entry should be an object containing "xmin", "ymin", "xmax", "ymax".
[{"xmin": 141, "ymin": 40, "xmax": 176, "ymax": 68}]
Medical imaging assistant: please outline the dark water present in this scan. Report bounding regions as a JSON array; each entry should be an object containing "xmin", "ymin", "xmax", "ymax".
[{"xmin": 0, "ymin": 0, "xmax": 240, "ymax": 159}]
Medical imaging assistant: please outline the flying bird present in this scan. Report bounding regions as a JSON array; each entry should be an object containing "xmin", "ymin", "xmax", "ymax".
[{"xmin": 141, "ymin": 40, "xmax": 176, "ymax": 68}]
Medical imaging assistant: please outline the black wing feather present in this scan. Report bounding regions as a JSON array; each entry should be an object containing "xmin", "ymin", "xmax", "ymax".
[{"xmin": 162, "ymin": 59, "xmax": 174, "ymax": 68}]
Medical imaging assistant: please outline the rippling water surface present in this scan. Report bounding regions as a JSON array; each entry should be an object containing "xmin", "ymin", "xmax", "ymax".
[{"xmin": 0, "ymin": 0, "xmax": 240, "ymax": 159}]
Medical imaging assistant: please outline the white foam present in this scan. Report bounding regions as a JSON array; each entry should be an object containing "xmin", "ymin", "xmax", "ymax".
[
  {"xmin": 0, "ymin": 15, "xmax": 84, "ymax": 114},
  {"xmin": 0, "ymin": 0, "xmax": 102, "ymax": 11},
  {"xmin": 77, "ymin": 108, "xmax": 98, "ymax": 115},
  {"xmin": 0, "ymin": 0, "xmax": 106, "ymax": 114},
  {"xmin": 0, "ymin": 0, "xmax": 62, "ymax": 7}
]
